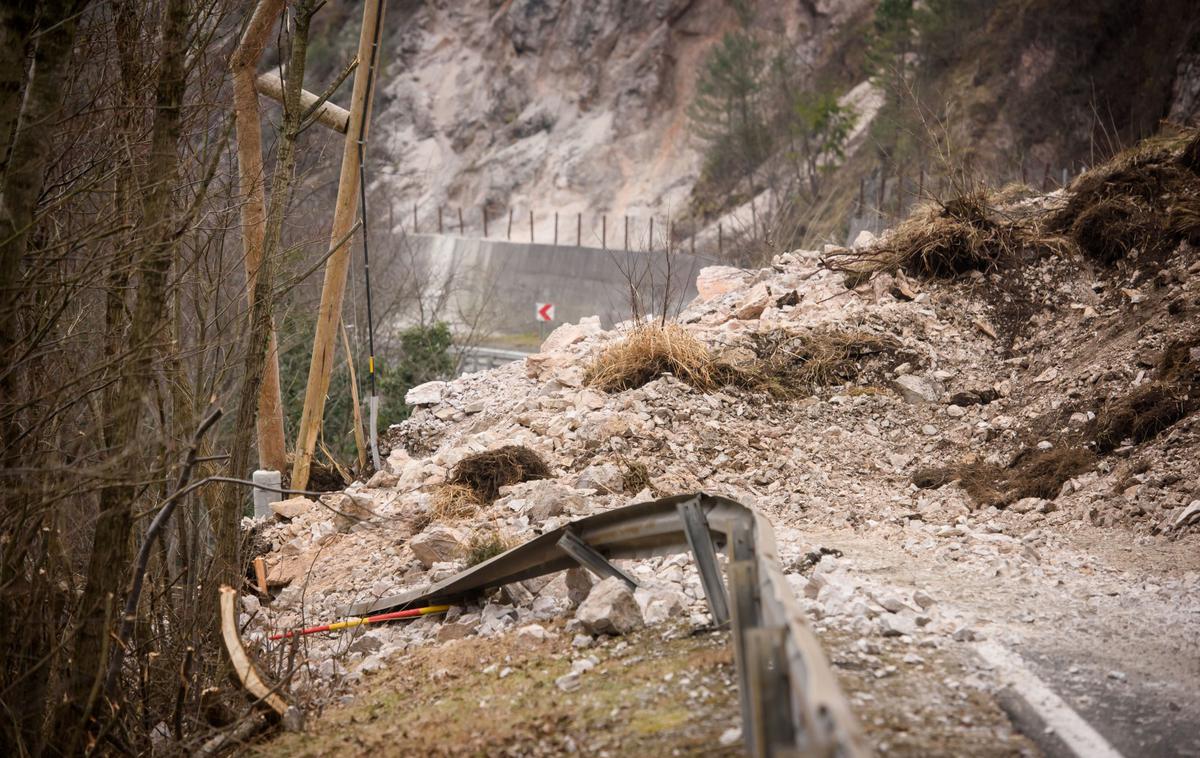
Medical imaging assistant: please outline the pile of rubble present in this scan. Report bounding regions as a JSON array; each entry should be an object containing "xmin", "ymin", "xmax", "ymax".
[{"xmin": 245, "ymin": 194, "xmax": 1200, "ymax": 751}]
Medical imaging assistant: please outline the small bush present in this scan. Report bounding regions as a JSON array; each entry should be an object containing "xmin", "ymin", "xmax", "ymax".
[
  {"xmin": 585, "ymin": 324, "xmax": 729, "ymax": 393},
  {"xmin": 465, "ymin": 531, "xmax": 513, "ymax": 567}
]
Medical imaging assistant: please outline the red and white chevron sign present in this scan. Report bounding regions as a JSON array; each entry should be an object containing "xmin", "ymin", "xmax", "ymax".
[{"xmin": 535, "ymin": 302, "xmax": 555, "ymax": 322}]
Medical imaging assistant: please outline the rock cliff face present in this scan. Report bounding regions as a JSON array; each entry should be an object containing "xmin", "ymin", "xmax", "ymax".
[{"xmin": 366, "ymin": 0, "xmax": 870, "ymax": 240}]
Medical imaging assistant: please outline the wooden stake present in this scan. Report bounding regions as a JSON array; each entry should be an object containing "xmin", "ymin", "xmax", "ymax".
[
  {"xmin": 291, "ymin": 0, "xmax": 386, "ymax": 491},
  {"xmin": 253, "ymin": 557, "xmax": 268, "ymax": 596},
  {"xmin": 231, "ymin": 0, "xmax": 288, "ymax": 473}
]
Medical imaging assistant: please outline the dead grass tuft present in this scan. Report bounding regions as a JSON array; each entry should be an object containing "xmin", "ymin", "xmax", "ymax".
[
  {"xmin": 445, "ymin": 445, "xmax": 551, "ymax": 504},
  {"xmin": 1050, "ymin": 129, "xmax": 1200, "ymax": 265},
  {"xmin": 1087, "ymin": 337, "xmax": 1199, "ymax": 453},
  {"xmin": 825, "ymin": 191, "xmax": 1048, "ymax": 280},
  {"xmin": 957, "ymin": 446, "xmax": 1097, "ymax": 508},
  {"xmin": 586, "ymin": 324, "xmax": 904, "ymax": 398},
  {"xmin": 751, "ymin": 329, "xmax": 904, "ymax": 391},
  {"xmin": 585, "ymin": 323, "xmax": 735, "ymax": 393},
  {"xmin": 430, "ymin": 483, "xmax": 480, "ymax": 521}
]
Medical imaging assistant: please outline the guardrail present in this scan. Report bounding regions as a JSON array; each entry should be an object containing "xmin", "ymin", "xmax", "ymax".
[
  {"xmin": 345, "ymin": 492, "xmax": 869, "ymax": 757},
  {"xmin": 456, "ymin": 346, "xmax": 531, "ymax": 376}
]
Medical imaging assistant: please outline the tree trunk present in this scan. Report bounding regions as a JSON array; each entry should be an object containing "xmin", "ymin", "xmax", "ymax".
[
  {"xmin": 215, "ymin": 0, "xmax": 316, "ymax": 587},
  {"xmin": 56, "ymin": 0, "xmax": 189, "ymax": 746}
]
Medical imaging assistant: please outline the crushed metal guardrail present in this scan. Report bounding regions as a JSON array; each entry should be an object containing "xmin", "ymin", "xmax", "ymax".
[{"xmin": 345, "ymin": 492, "xmax": 869, "ymax": 757}]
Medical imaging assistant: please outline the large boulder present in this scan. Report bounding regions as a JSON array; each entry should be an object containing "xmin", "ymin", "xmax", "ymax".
[
  {"xmin": 576, "ymin": 576, "xmax": 644, "ymax": 635},
  {"xmin": 269, "ymin": 496, "xmax": 313, "ymax": 520},
  {"xmin": 409, "ymin": 525, "xmax": 467, "ymax": 568}
]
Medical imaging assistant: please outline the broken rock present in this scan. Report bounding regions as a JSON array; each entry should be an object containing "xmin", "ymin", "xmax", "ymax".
[
  {"xmin": 576, "ymin": 576, "xmax": 643, "ymax": 635},
  {"xmin": 409, "ymin": 525, "xmax": 467, "ymax": 568},
  {"xmin": 405, "ymin": 380, "xmax": 446, "ymax": 406},
  {"xmin": 270, "ymin": 496, "xmax": 313, "ymax": 520},
  {"xmin": 892, "ymin": 374, "xmax": 944, "ymax": 404},
  {"xmin": 696, "ymin": 266, "xmax": 750, "ymax": 301}
]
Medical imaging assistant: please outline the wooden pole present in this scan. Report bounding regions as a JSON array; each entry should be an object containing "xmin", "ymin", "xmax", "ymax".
[
  {"xmin": 291, "ymin": 0, "xmax": 386, "ymax": 490},
  {"xmin": 255, "ymin": 70, "xmax": 350, "ymax": 133},
  {"xmin": 230, "ymin": 0, "xmax": 288, "ymax": 473},
  {"xmin": 340, "ymin": 322, "xmax": 366, "ymax": 471}
]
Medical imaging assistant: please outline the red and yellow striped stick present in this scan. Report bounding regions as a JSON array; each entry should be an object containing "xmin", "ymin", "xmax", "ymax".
[{"xmin": 269, "ymin": 604, "xmax": 450, "ymax": 641}]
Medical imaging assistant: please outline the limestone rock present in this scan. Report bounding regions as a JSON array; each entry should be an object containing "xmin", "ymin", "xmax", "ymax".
[
  {"xmin": 565, "ymin": 566, "xmax": 593, "ymax": 608},
  {"xmin": 574, "ymin": 463, "xmax": 624, "ymax": 493},
  {"xmin": 695, "ymin": 266, "xmax": 750, "ymax": 301},
  {"xmin": 405, "ymin": 381, "xmax": 447, "ymax": 406},
  {"xmin": 733, "ymin": 283, "xmax": 772, "ymax": 320},
  {"xmin": 270, "ymin": 496, "xmax": 313, "ymax": 520},
  {"xmin": 410, "ymin": 525, "xmax": 467, "ymax": 568},
  {"xmin": 892, "ymin": 374, "xmax": 944, "ymax": 404},
  {"xmin": 576, "ymin": 577, "xmax": 644, "ymax": 635},
  {"xmin": 540, "ymin": 316, "xmax": 603, "ymax": 353}
]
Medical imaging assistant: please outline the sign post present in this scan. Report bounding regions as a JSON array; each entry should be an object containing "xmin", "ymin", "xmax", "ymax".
[{"xmin": 535, "ymin": 302, "xmax": 555, "ymax": 343}]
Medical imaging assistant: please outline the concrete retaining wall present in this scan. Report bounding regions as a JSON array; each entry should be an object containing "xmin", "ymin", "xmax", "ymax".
[{"xmin": 387, "ymin": 234, "xmax": 708, "ymax": 336}]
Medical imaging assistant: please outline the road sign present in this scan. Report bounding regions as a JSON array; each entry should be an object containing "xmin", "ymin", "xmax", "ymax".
[{"xmin": 536, "ymin": 302, "xmax": 555, "ymax": 322}]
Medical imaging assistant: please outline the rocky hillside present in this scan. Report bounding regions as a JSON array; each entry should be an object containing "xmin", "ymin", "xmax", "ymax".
[{"xmin": 248, "ymin": 133, "xmax": 1200, "ymax": 755}]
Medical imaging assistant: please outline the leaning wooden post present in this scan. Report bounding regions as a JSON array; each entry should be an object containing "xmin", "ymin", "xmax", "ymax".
[
  {"xmin": 292, "ymin": 0, "xmax": 386, "ymax": 490},
  {"xmin": 231, "ymin": 0, "xmax": 288, "ymax": 473}
]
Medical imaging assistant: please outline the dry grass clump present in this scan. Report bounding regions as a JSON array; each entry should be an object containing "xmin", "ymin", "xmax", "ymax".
[
  {"xmin": 826, "ymin": 191, "xmax": 1040, "ymax": 280},
  {"xmin": 951, "ymin": 446, "xmax": 1097, "ymax": 508},
  {"xmin": 752, "ymin": 329, "xmax": 904, "ymax": 391},
  {"xmin": 586, "ymin": 323, "xmax": 905, "ymax": 398},
  {"xmin": 465, "ymin": 531, "xmax": 514, "ymax": 567},
  {"xmin": 1087, "ymin": 337, "xmax": 1199, "ymax": 453},
  {"xmin": 430, "ymin": 483, "xmax": 479, "ymax": 521},
  {"xmin": 1050, "ymin": 128, "xmax": 1200, "ymax": 265},
  {"xmin": 585, "ymin": 323, "xmax": 736, "ymax": 393},
  {"xmin": 444, "ymin": 445, "xmax": 551, "ymax": 505}
]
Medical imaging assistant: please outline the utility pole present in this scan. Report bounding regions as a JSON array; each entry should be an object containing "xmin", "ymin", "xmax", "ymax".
[{"xmin": 292, "ymin": 0, "xmax": 386, "ymax": 490}]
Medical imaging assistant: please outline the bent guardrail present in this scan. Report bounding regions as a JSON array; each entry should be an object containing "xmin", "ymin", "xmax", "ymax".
[{"xmin": 345, "ymin": 493, "xmax": 869, "ymax": 757}]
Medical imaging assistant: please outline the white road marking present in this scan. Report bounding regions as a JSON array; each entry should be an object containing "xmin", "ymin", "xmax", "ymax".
[{"xmin": 975, "ymin": 640, "xmax": 1125, "ymax": 758}]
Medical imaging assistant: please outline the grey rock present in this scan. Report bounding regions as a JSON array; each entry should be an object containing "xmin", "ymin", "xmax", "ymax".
[
  {"xmin": 576, "ymin": 577, "xmax": 644, "ymax": 635},
  {"xmin": 892, "ymin": 375, "xmax": 944, "ymax": 404},
  {"xmin": 410, "ymin": 525, "xmax": 467, "ymax": 568}
]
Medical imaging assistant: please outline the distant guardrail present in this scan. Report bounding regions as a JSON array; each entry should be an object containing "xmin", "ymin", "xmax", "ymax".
[{"xmin": 456, "ymin": 346, "xmax": 532, "ymax": 376}]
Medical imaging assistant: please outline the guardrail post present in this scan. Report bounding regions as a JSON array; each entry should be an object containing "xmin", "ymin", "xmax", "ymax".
[
  {"xmin": 677, "ymin": 499, "xmax": 730, "ymax": 626},
  {"xmin": 556, "ymin": 531, "xmax": 638, "ymax": 589},
  {"xmin": 729, "ymin": 559, "xmax": 760, "ymax": 756},
  {"xmin": 746, "ymin": 626, "xmax": 795, "ymax": 756}
]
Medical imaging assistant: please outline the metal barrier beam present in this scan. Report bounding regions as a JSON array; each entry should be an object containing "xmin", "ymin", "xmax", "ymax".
[
  {"xmin": 339, "ymin": 493, "xmax": 868, "ymax": 757},
  {"xmin": 557, "ymin": 530, "xmax": 638, "ymax": 589}
]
